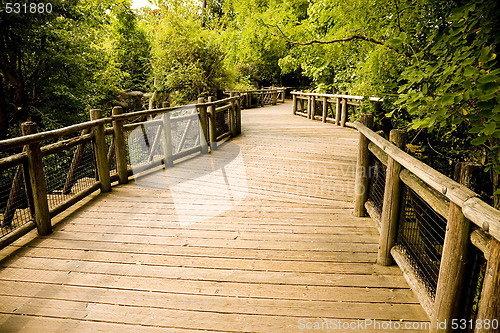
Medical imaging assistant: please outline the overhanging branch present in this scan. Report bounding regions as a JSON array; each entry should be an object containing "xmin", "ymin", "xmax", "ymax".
[{"xmin": 272, "ymin": 24, "xmax": 387, "ymax": 48}]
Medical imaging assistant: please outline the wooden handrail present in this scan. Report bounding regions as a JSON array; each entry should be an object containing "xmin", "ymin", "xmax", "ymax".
[
  {"xmin": 292, "ymin": 90, "xmax": 381, "ymax": 127},
  {"xmin": 0, "ymin": 118, "xmax": 111, "ymax": 151},
  {"xmin": 291, "ymin": 91, "xmax": 383, "ymax": 102},
  {"xmin": 348, "ymin": 114, "xmax": 500, "ymax": 330},
  {"xmin": 354, "ymin": 120, "xmax": 500, "ymax": 240}
]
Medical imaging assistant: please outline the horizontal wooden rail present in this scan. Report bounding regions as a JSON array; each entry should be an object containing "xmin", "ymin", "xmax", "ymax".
[
  {"xmin": 215, "ymin": 104, "xmax": 232, "ymax": 113},
  {"xmin": 355, "ymin": 120, "xmax": 500, "ymax": 240},
  {"xmin": 291, "ymin": 91, "xmax": 383, "ymax": 102},
  {"xmin": 111, "ymin": 106, "xmax": 179, "ymax": 121},
  {"xmin": 40, "ymin": 134, "xmax": 93, "ymax": 157},
  {"xmin": 350, "ymin": 115, "xmax": 500, "ymax": 331},
  {"xmin": 122, "ymin": 119, "xmax": 163, "ymax": 131},
  {"xmin": 0, "ymin": 118, "xmax": 111, "ymax": 152},
  {"xmin": 0, "ymin": 152, "xmax": 27, "ymax": 169}
]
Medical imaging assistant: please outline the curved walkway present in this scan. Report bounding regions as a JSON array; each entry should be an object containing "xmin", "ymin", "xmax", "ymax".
[{"xmin": 0, "ymin": 102, "xmax": 428, "ymax": 332}]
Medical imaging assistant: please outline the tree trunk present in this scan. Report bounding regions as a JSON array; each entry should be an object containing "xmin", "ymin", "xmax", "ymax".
[{"xmin": 0, "ymin": 76, "xmax": 7, "ymax": 139}]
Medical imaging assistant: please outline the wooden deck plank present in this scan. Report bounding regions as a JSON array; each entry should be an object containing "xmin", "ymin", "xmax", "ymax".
[{"xmin": 0, "ymin": 102, "xmax": 428, "ymax": 332}]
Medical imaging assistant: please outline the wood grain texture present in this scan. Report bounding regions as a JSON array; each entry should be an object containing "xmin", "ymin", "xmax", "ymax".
[{"xmin": 0, "ymin": 102, "xmax": 427, "ymax": 332}]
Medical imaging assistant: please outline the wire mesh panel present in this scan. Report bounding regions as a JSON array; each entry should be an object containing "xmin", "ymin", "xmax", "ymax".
[
  {"xmin": 297, "ymin": 97, "xmax": 308, "ymax": 114},
  {"xmin": 43, "ymin": 141, "xmax": 96, "ymax": 210},
  {"xmin": 124, "ymin": 122, "xmax": 164, "ymax": 167},
  {"xmin": 277, "ymin": 90, "xmax": 283, "ymax": 102},
  {"xmin": 250, "ymin": 93, "xmax": 260, "ymax": 107},
  {"xmin": 367, "ymin": 154, "xmax": 386, "ymax": 213},
  {"xmin": 239, "ymin": 94, "xmax": 246, "ymax": 108},
  {"xmin": 397, "ymin": 184, "xmax": 448, "ymax": 295},
  {"xmin": 312, "ymin": 99, "xmax": 321, "ymax": 117},
  {"xmin": 215, "ymin": 109, "xmax": 230, "ymax": 139},
  {"xmin": 0, "ymin": 162, "xmax": 33, "ymax": 236},
  {"xmin": 327, "ymin": 101, "xmax": 335, "ymax": 118},
  {"xmin": 263, "ymin": 92, "xmax": 273, "ymax": 105},
  {"xmin": 457, "ymin": 245, "xmax": 487, "ymax": 332},
  {"xmin": 105, "ymin": 133, "xmax": 117, "ymax": 175},
  {"xmin": 171, "ymin": 116, "xmax": 201, "ymax": 154}
]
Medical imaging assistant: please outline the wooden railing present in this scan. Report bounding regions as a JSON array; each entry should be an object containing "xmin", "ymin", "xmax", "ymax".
[
  {"xmin": 354, "ymin": 117, "xmax": 500, "ymax": 333},
  {"xmin": 0, "ymin": 96, "xmax": 241, "ymax": 248},
  {"xmin": 225, "ymin": 87, "xmax": 286, "ymax": 109},
  {"xmin": 292, "ymin": 91, "xmax": 500, "ymax": 332},
  {"xmin": 291, "ymin": 91, "xmax": 382, "ymax": 126}
]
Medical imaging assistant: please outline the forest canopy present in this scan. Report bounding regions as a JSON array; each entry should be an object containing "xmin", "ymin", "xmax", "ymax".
[{"xmin": 0, "ymin": 0, "xmax": 499, "ymax": 193}]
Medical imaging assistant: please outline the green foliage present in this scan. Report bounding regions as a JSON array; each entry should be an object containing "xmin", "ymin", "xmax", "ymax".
[
  {"xmin": 110, "ymin": 3, "xmax": 152, "ymax": 91},
  {"xmin": 142, "ymin": 6, "xmax": 231, "ymax": 104},
  {"xmin": 218, "ymin": 0, "xmax": 295, "ymax": 87},
  {"xmin": 0, "ymin": 0, "xmax": 130, "ymax": 136},
  {"xmin": 396, "ymin": 0, "xmax": 500, "ymax": 175}
]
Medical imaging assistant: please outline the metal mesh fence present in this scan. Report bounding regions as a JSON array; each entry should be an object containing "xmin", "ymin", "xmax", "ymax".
[
  {"xmin": 367, "ymin": 155, "xmax": 386, "ymax": 213},
  {"xmin": 123, "ymin": 108, "xmax": 203, "ymax": 167},
  {"xmin": 313, "ymin": 99, "xmax": 320, "ymax": 117},
  {"xmin": 277, "ymin": 90, "xmax": 283, "ymax": 102},
  {"xmin": 105, "ymin": 133, "xmax": 117, "ymax": 175},
  {"xmin": 457, "ymin": 244, "xmax": 487, "ymax": 332},
  {"xmin": 239, "ymin": 94, "xmax": 246, "ymax": 109},
  {"xmin": 297, "ymin": 98, "xmax": 308, "ymax": 114},
  {"xmin": 43, "ymin": 141, "xmax": 96, "ymax": 210},
  {"xmin": 171, "ymin": 117, "xmax": 200, "ymax": 153},
  {"xmin": 0, "ymin": 162, "xmax": 33, "ymax": 236},
  {"xmin": 327, "ymin": 102, "xmax": 335, "ymax": 118},
  {"xmin": 250, "ymin": 94, "xmax": 260, "ymax": 108},
  {"xmin": 124, "ymin": 122, "xmax": 164, "ymax": 167},
  {"xmin": 263, "ymin": 92, "xmax": 273, "ymax": 105},
  {"xmin": 397, "ymin": 184, "xmax": 448, "ymax": 295},
  {"xmin": 215, "ymin": 109, "xmax": 230, "ymax": 139}
]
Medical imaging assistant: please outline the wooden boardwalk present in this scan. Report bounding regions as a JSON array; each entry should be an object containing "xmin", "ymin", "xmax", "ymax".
[{"xmin": 0, "ymin": 102, "xmax": 428, "ymax": 332}]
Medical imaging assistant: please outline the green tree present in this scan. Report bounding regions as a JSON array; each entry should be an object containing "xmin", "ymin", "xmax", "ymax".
[
  {"xmin": 111, "ymin": 2, "xmax": 152, "ymax": 91},
  {"xmin": 141, "ymin": 1, "xmax": 230, "ymax": 105},
  {"xmin": 0, "ymin": 0, "xmax": 127, "ymax": 137}
]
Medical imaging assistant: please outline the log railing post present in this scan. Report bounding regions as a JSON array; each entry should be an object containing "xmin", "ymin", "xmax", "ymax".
[
  {"xmin": 476, "ymin": 238, "xmax": 500, "ymax": 333},
  {"xmin": 431, "ymin": 163, "xmax": 479, "ymax": 332},
  {"xmin": 292, "ymin": 92, "xmax": 297, "ymax": 115},
  {"xmin": 340, "ymin": 97, "xmax": 347, "ymax": 127},
  {"xmin": 229, "ymin": 93, "xmax": 237, "ymax": 137},
  {"xmin": 272, "ymin": 89, "xmax": 277, "ymax": 105},
  {"xmin": 307, "ymin": 95, "xmax": 311, "ymax": 119},
  {"xmin": 335, "ymin": 96, "xmax": 341, "ymax": 125},
  {"xmin": 21, "ymin": 121, "xmax": 51, "ymax": 236},
  {"xmin": 235, "ymin": 94, "xmax": 242, "ymax": 135},
  {"xmin": 112, "ymin": 106, "xmax": 128, "ymax": 184},
  {"xmin": 311, "ymin": 95, "xmax": 316, "ymax": 120},
  {"xmin": 197, "ymin": 97, "xmax": 209, "ymax": 154},
  {"xmin": 322, "ymin": 96, "xmax": 327, "ymax": 123},
  {"xmin": 208, "ymin": 96, "xmax": 217, "ymax": 150},
  {"xmin": 161, "ymin": 111, "xmax": 173, "ymax": 167},
  {"xmin": 353, "ymin": 113, "xmax": 374, "ymax": 217},
  {"xmin": 260, "ymin": 91, "xmax": 264, "ymax": 107},
  {"xmin": 89, "ymin": 109, "xmax": 111, "ymax": 193},
  {"xmin": 377, "ymin": 129, "xmax": 407, "ymax": 266}
]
